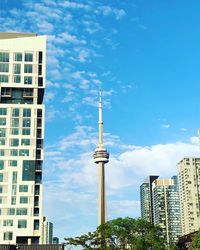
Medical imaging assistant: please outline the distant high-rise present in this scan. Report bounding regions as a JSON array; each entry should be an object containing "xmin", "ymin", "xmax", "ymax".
[
  {"xmin": 41, "ymin": 217, "xmax": 53, "ymax": 244},
  {"xmin": 152, "ymin": 176, "xmax": 182, "ymax": 244},
  {"xmin": 178, "ymin": 157, "xmax": 200, "ymax": 235},
  {"xmin": 53, "ymin": 237, "xmax": 59, "ymax": 244},
  {"xmin": 0, "ymin": 33, "xmax": 46, "ymax": 244},
  {"xmin": 140, "ymin": 175, "xmax": 159, "ymax": 223}
]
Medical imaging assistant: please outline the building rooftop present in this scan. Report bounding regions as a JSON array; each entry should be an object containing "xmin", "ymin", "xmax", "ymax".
[{"xmin": 0, "ymin": 32, "xmax": 37, "ymax": 40}]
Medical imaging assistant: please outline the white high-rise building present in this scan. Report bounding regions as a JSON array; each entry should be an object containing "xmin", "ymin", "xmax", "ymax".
[
  {"xmin": 41, "ymin": 216, "xmax": 53, "ymax": 244},
  {"xmin": 178, "ymin": 157, "xmax": 200, "ymax": 235},
  {"xmin": 0, "ymin": 33, "xmax": 46, "ymax": 244}
]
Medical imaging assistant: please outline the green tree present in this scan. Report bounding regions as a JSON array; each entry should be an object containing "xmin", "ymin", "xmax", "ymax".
[
  {"xmin": 65, "ymin": 217, "xmax": 169, "ymax": 249},
  {"xmin": 191, "ymin": 230, "xmax": 200, "ymax": 250}
]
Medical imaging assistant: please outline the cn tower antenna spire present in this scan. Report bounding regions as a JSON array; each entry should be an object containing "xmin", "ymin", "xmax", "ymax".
[
  {"xmin": 98, "ymin": 90, "xmax": 103, "ymax": 147},
  {"xmin": 93, "ymin": 90, "xmax": 109, "ymax": 228}
]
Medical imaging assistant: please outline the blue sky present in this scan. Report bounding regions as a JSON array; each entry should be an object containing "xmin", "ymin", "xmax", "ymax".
[{"xmin": 1, "ymin": 0, "xmax": 200, "ymax": 242}]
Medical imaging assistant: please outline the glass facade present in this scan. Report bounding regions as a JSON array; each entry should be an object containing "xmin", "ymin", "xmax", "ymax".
[{"xmin": 152, "ymin": 176, "xmax": 182, "ymax": 244}]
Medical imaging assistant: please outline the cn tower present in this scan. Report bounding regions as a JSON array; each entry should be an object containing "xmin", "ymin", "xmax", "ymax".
[{"xmin": 93, "ymin": 92, "xmax": 109, "ymax": 226}]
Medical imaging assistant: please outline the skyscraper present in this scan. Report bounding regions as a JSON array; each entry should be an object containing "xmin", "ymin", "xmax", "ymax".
[
  {"xmin": 140, "ymin": 175, "xmax": 159, "ymax": 223},
  {"xmin": 41, "ymin": 217, "xmax": 53, "ymax": 244},
  {"xmin": 152, "ymin": 176, "xmax": 182, "ymax": 244},
  {"xmin": 0, "ymin": 33, "xmax": 46, "ymax": 244},
  {"xmin": 93, "ymin": 92, "xmax": 109, "ymax": 226},
  {"xmin": 178, "ymin": 157, "xmax": 200, "ymax": 235}
]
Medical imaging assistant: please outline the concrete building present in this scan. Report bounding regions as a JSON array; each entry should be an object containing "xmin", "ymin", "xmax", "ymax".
[
  {"xmin": 152, "ymin": 176, "xmax": 182, "ymax": 244},
  {"xmin": 0, "ymin": 33, "xmax": 46, "ymax": 244},
  {"xmin": 140, "ymin": 175, "xmax": 159, "ymax": 223},
  {"xmin": 41, "ymin": 217, "xmax": 53, "ymax": 244},
  {"xmin": 178, "ymin": 157, "xmax": 200, "ymax": 235}
]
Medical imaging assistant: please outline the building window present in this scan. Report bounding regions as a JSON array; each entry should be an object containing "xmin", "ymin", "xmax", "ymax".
[
  {"xmin": 14, "ymin": 52, "xmax": 22, "ymax": 61},
  {"xmin": 0, "ymin": 128, "xmax": 6, "ymax": 137},
  {"xmin": 21, "ymin": 139, "xmax": 30, "ymax": 146},
  {"xmin": 24, "ymin": 64, "xmax": 32, "ymax": 73},
  {"xmin": 3, "ymin": 220, "xmax": 13, "ymax": 226},
  {"xmin": 19, "ymin": 149, "xmax": 29, "ymax": 156},
  {"xmin": 38, "ymin": 65, "xmax": 42, "ymax": 75},
  {"xmin": 14, "ymin": 64, "xmax": 21, "ymax": 74},
  {"xmin": 23, "ymin": 118, "xmax": 31, "ymax": 127},
  {"xmin": 16, "ymin": 208, "xmax": 27, "ymax": 215},
  {"xmin": 0, "ymin": 108, "xmax": 7, "ymax": 115},
  {"xmin": 0, "ymin": 150, "xmax": 4, "ymax": 156},
  {"xmin": 0, "ymin": 197, "xmax": 2, "ymax": 203},
  {"xmin": 11, "ymin": 196, "xmax": 16, "ymax": 205},
  {"xmin": 22, "ymin": 160, "xmax": 34, "ymax": 181},
  {"xmin": 10, "ymin": 139, "xmax": 19, "ymax": 147},
  {"xmin": 0, "ymin": 160, "xmax": 4, "ymax": 170},
  {"xmin": 0, "ymin": 52, "xmax": 9, "ymax": 62},
  {"xmin": 19, "ymin": 185, "xmax": 28, "ymax": 192},
  {"xmin": 7, "ymin": 208, "xmax": 15, "ymax": 215},
  {"xmin": 0, "ymin": 173, "xmax": 3, "ymax": 182},
  {"xmin": 0, "ymin": 118, "xmax": 6, "ymax": 125},
  {"xmin": 9, "ymin": 160, "xmax": 17, "ymax": 167},
  {"xmin": 22, "ymin": 129, "xmax": 30, "ymax": 135},
  {"xmin": 34, "ymin": 220, "xmax": 39, "ymax": 230},
  {"xmin": 25, "ymin": 53, "xmax": 33, "ymax": 62},
  {"xmin": 39, "ymin": 51, "xmax": 43, "ymax": 63},
  {"xmin": 0, "ymin": 63, "xmax": 9, "ymax": 72},
  {"xmin": 10, "ymin": 149, "xmax": 18, "ymax": 156},
  {"xmin": 3, "ymin": 232, "xmax": 13, "ymax": 240},
  {"xmin": 12, "ymin": 172, "xmax": 17, "ymax": 184},
  {"xmin": 23, "ymin": 108, "xmax": 31, "ymax": 117},
  {"xmin": 12, "ymin": 185, "xmax": 17, "ymax": 195},
  {"xmin": 0, "ymin": 75, "xmax": 8, "ymax": 83},
  {"xmin": 12, "ymin": 108, "xmax": 19, "ymax": 117},
  {"xmin": 20, "ymin": 196, "xmax": 28, "ymax": 204},
  {"xmin": 38, "ymin": 77, "xmax": 43, "ymax": 86},
  {"xmin": 11, "ymin": 128, "xmax": 19, "ymax": 135},
  {"xmin": 14, "ymin": 75, "xmax": 21, "ymax": 83},
  {"xmin": 18, "ymin": 219, "xmax": 27, "ymax": 228},
  {"xmin": 0, "ymin": 186, "xmax": 3, "ymax": 193},
  {"xmin": 11, "ymin": 118, "xmax": 19, "ymax": 127},
  {"xmin": 0, "ymin": 138, "xmax": 5, "ymax": 145},
  {"xmin": 24, "ymin": 76, "xmax": 32, "ymax": 84}
]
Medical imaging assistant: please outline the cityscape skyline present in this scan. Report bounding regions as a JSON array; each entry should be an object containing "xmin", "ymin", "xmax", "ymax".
[{"xmin": 1, "ymin": 0, "xmax": 200, "ymax": 242}]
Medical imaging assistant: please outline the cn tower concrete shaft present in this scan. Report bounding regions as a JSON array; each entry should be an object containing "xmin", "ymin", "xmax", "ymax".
[{"xmin": 93, "ymin": 92, "xmax": 109, "ymax": 226}]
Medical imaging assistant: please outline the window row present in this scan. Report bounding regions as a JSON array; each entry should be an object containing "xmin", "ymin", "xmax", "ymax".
[
  {"xmin": 0, "ymin": 75, "xmax": 34, "ymax": 84},
  {"xmin": 0, "ymin": 128, "xmax": 32, "ymax": 137},
  {"xmin": 0, "ymin": 149, "xmax": 29, "ymax": 157},
  {"xmin": 0, "ymin": 208, "xmax": 27, "ymax": 216},
  {"xmin": 0, "ymin": 51, "xmax": 42, "ymax": 63},
  {"xmin": 0, "ymin": 118, "xmax": 32, "ymax": 127},
  {"xmin": 0, "ymin": 64, "xmax": 33, "ymax": 74},
  {"xmin": 2, "ymin": 219, "xmax": 27, "ymax": 228},
  {"xmin": 0, "ymin": 160, "xmax": 42, "ymax": 170},
  {"xmin": 0, "ymin": 108, "xmax": 32, "ymax": 117}
]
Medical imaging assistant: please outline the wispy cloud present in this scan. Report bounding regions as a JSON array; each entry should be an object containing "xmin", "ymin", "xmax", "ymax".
[{"xmin": 161, "ymin": 124, "xmax": 171, "ymax": 129}]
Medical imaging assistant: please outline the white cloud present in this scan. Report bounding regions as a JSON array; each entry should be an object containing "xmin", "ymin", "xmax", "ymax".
[
  {"xmin": 161, "ymin": 124, "xmax": 170, "ymax": 129},
  {"xmin": 45, "ymin": 91, "xmax": 56, "ymax": 102},
  {"xmin": 190, "ymin": 136, "xmax": 198, "ymax": 144},
  {"xmin": 98, "ymin": 6, "xmax": 126, "ymax": 20},
  {"xmin": 59, "ymin": 1, "xmax": 90, "ymax": 10}
]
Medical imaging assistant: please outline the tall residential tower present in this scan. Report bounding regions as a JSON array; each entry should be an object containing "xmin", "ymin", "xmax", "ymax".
[
  {"xmin": 140, "ymin": 175, "xmax": 159, "ymax": 223},
  {"xmin": 93, "ymin": 92, "xmax": 109, "ymax": 226},
  {"xmin": 178, "ymin": 157, "xmax": 200, "ymax": 235},
  {"xmin": 152, "ymin": 176, "xmax": 182, "ymax": 244},
  {"xmin": 0, "ymin": 33, "xmax": 45, "ymax": 244}
]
